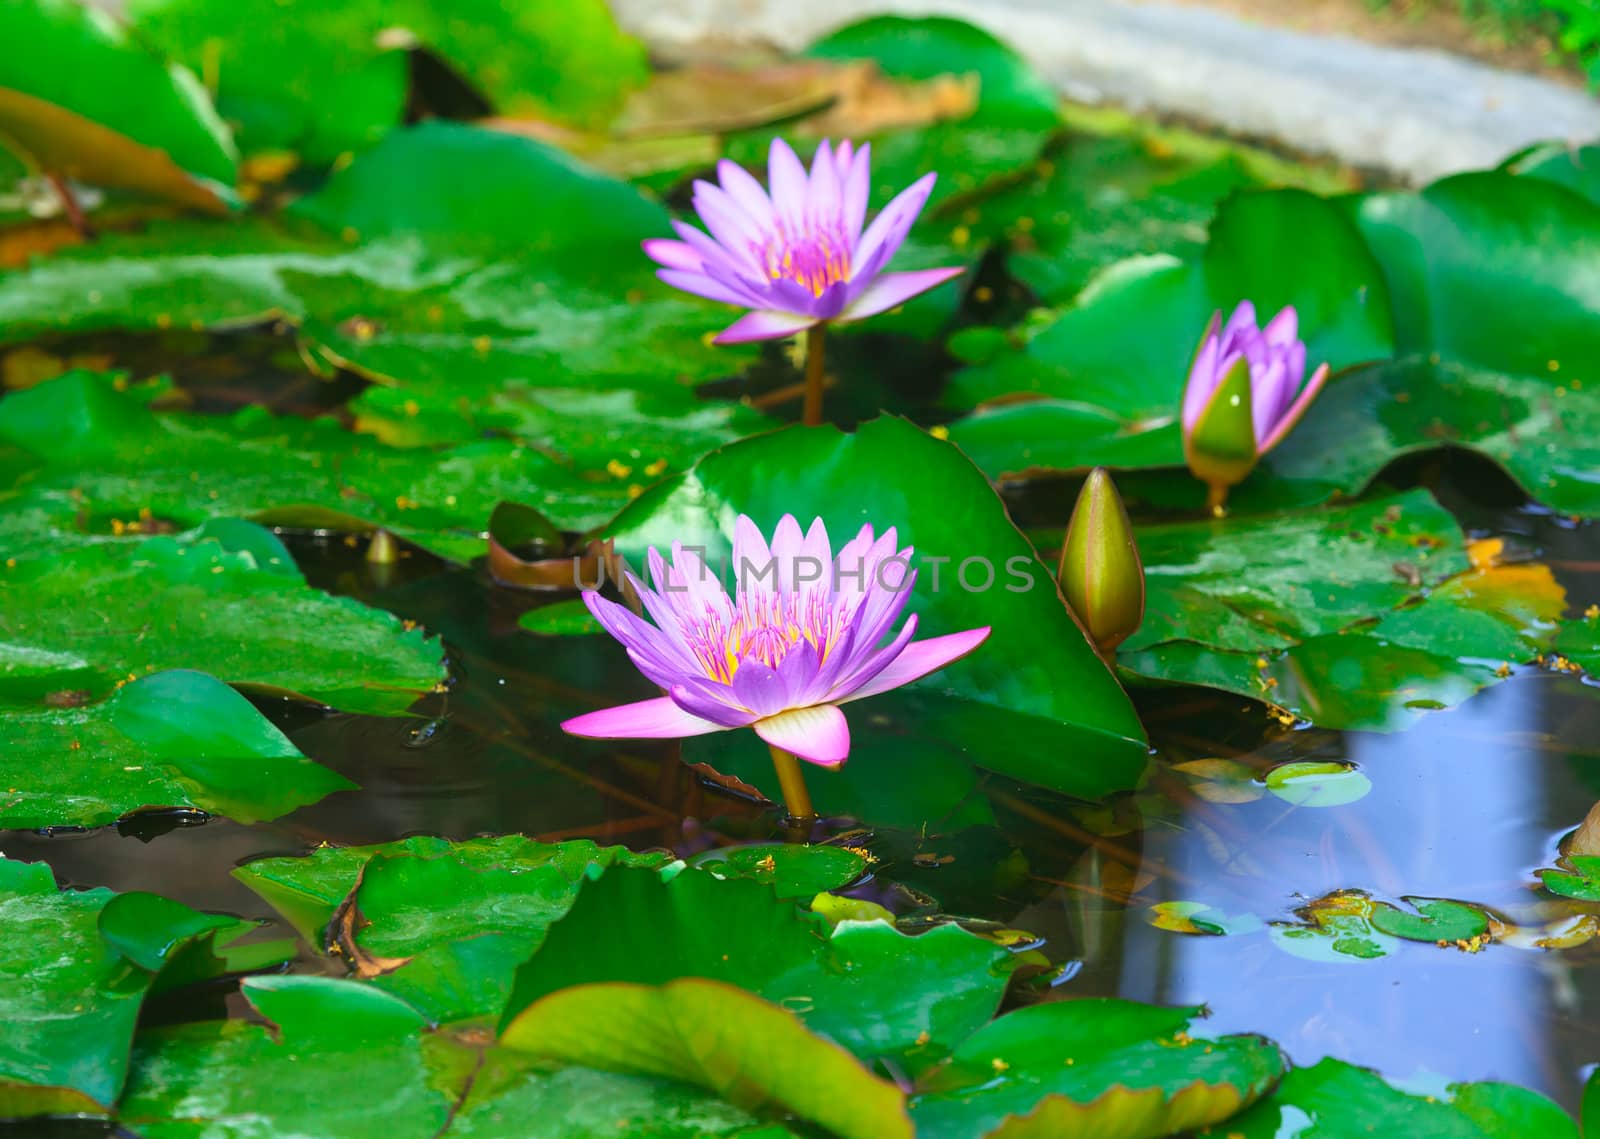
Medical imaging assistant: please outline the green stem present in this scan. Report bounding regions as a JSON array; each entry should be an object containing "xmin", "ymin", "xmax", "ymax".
[
  {"xmin": 768, "ymin": 744, "xmax": 816, "ymax": 830},
  {"xmin": 802, "ymin": 324, "xmax": 827, "ymax": 427},
  {"xmin": 1205, "ymin": 481, "xmax": 1229, "ymax": 518}
]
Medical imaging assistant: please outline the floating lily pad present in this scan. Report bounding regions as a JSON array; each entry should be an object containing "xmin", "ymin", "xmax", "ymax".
[
  {"xmin": 0, "ymin": 668, "xmax": 352, "ymax": 829},
  {"xmin": 117, "ymin": 976, "xmax": 475, "ymax": 1138},
  {"xmin": 128, "ymin": 0, "xmax": 646, "ymax": 161},
  {"xmin": 1226, "ymin": 1058, "xmax": 1578, "ymax": 1139},
  {"xmin": 503, "ymin": 866, "xmax": 1016, "ymax": 1075},
  {"xmin": 908, "ymin": 999, "xmax": 1285, "ymax": 1139},
  {"xmin": 0, "ymin": 858, "xmax": 271, "ymax": 1118},
  {"xmin": 502, "ymin": 979, "xmax": 913, "ymax": 1139},
  {"xmin": 0, "ymin": 528, "xmax": 444, "ymax": 716},
  {"xmin": 1147, "ymin": 901, "xmax": 1264, "ymax": 936},
  {"xmin": 1115, "ymin": 492, "xmax": 1566, "ymax": 730},
  {"xmin": 1540, "ymin": 856, "xmax": 1600, "ymax": 902},
  {"xmin": 235, "ymin": 836, "xmax": 669, "ymax": 1022},
  {"xmin": 1368, "ymin": 897, "xmax": 1491, "ymax": 944},
  {"xmin": 601, "ymin": 416, "xmax": 1148, "ymax": 801},
  {"xmin": 1269, "ymin": 892, "xmax": 1401, "ymax": 964},
  {"xmin": 1264, "ymin": 761, "xmax": 1373, "ymax": 808},
  {"xmin": 690, "ymin": 843, "xmax": 867, "ymax": 899},
  {"xmin": 0, "ymin": 0, "xmax": 235, "ymax": 211}
]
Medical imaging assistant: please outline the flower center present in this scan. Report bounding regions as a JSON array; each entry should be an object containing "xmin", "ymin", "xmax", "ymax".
[
  {"xmin": 763, "ymin": 226, "xmax": 853, "ymax": 297},
  {"xmin": 680, "ymin": 589, "xmax": 852, "ymax": 684}
]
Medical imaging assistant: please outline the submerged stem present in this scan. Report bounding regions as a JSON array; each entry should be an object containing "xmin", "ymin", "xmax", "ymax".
[
  {"xmin": 768, "ymin": 744, "xmax": 816, "ymax": 831},
  {"xmin": 45, "ymin": 173, "xmax": 94, "ymax": 240},
  {"xmin": 802, "ymin": 324, "xmax": 827, "ymax": 427}
]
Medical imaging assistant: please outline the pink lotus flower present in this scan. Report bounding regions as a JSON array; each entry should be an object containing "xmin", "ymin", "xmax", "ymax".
[
  {"xmin": 562, "ymin": 514, "xmax": 990, "ymax": 768},
  {"xmin": 642, "ymin": 138, "xmax": 964, "ymax": 344}
]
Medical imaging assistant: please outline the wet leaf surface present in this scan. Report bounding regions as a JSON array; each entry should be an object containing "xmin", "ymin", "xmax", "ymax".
[
  {"xmin": 0, "ymin": 668, "xmax": 352, "ymax": 828},
  {"xmin": 0, "ymin": 527, "xmax": 444, "ymax": 716}
]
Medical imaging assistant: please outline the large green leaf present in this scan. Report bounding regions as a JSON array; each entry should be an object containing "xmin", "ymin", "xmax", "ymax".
[
  {"xmin": 805, "ymin": 15, "xmax": 1059, "ymax": 128},
  {"xmin": 127, "ymin": 0, "xmax": 646, "ymax": 161},
  {"xmin": 0, "ymin": 0, "xmax": 235, "ymax": 210},
  {"xmin": 0, "ymin": 369, "xmax": 667, "ymax": 561},
  {"xmin": 1258, "ymin": 172, "xmax": 1600, "ymax": 513},
  {"xmin": 945, "ymin": 189, "xmax": 1394, "ymax": 491},
  {"xmin": 1226, "ymin": 1058, "xmax": 1578, "ymax": 1138},
  {"xmin": 0, "ymin": 858, "xmax": 264, "ymax": 1117},
  {"xmin": 598, "ymin": 416, "xmax": 1148, "ymax": 800},
  {"xmin": 0, "ymin": 529, "xmax": 443, "ymax": 716},
  {"xmin": 0, "ymin": 124, "xmax": 751, "ymax": 411},
  {"xmin": 503, "ymin": 866, "xmax": 1015, "ymax": 1074},
  {"xmin": 0, "ymin": 668, "xmax": 351, "ymax": 829},
  {"xmin": 908, "ymin": 999, "xmax": 1285, "ymax": 1139},
  {"xmin": 1583, "ymin": 1066, "xmax": 1597, "ymax": 1138},
  {"xmin": 504, "ymin": 979, "xmax": 913, "ymax": 1139}
]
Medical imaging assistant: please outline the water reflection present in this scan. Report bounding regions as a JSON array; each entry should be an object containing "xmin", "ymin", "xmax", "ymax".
[{"xmin": 1100, "ymin": 673, "xmax": 1598, "ymax": 1109}]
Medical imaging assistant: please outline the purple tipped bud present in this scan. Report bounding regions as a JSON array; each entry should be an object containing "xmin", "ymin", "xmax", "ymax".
[
  {"xmin": 1181, "ymin": 301, "xmax": 1331, "ymax": 512},
  {"xmin": 1059, "ymin": 469, "xmax": 1145, "ymax": 654}
]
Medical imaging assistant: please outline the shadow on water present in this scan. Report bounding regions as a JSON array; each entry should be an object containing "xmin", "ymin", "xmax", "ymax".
[{"xmin": 7, "ymin": 453, "xmax": 1600, "ymax": 1115}]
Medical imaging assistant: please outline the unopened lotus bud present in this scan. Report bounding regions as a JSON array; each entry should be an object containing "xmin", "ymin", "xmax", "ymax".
[{"xmin": 1059, "ymin": 468, "xmax": 1144, "ymax": 654}]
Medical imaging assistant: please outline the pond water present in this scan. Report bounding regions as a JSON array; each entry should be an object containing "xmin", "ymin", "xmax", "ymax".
[{"xmin": 13, "ymin": 454, "xmax": 1597, "ymax": 1118}]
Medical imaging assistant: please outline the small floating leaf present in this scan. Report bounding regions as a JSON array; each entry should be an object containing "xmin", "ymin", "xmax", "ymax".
[{"xmin": 1264, "ymin": 761, "xmax": 1372, "ymax": 808}]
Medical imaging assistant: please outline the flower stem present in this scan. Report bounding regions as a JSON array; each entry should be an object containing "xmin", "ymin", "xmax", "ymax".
[
  {"xmin": 46, "ymin": 173, "xmax": 94, "ymax": 240},
  {"xmin": 802, "ymin": 324, "xmax": 827, "ymax": 426},
  {"xmin": 1205, "ymin": 482, "xmax": 1229, "ymax": 518},
  {"xmin": 768, "ymin": 744, "xmax": 816, "ymax": 829}
]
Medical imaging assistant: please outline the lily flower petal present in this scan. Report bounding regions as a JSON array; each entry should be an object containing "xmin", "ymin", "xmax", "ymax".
[
  {"xmin": 563, "ymin": 697, "xmax": 725, "ymax": 740},
  {"xmin": 714, "ymin": 310, "xmax": 820, "ymax": 345},
  {"xmin": 755, "ymin": 705, "xmax": 851, "ymax": 768},
  {"xmin": 841, "ymin": 266, "xmax": 966, "ymax": 322},
  {"xmin": 839, "ymin": 626, "xmax": 992, "ymax": 705}
]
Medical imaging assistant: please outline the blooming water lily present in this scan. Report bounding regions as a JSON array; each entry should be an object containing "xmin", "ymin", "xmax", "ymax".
[
  {"xmin": 643, "ymin": 138, "xmax": 964, "ymax": 424},
  {"xmin": 563, "ymin": 514, "xmax": 990, "ymax": 816},
  {"xmin": 1181, "ymin": 300, "xmax": 1331, "ymax": 512}
]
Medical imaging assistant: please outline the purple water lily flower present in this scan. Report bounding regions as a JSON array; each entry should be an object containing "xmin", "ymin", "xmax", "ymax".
[
  {"xmin": 562, "ymin": 514, "xmax": 990, "ymax": 768},
  {"xmin": 1183, "ymin": 300, "xmax": 1331, "ymax": 454},
  {"xmin": 642, "ymin": 138, "xmax": 965, "ymax": 345},
  {"xmin": 1181, "ymin": 301, "xmax": 1331, "ymax": 509}
]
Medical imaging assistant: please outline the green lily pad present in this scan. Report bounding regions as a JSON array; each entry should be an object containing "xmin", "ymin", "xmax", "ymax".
[
  {"xmin": 689, "ymin": 843, "xmax": 867, "ymax": 900},
  {"xmin": 1226, "ymin": 1058, "xmax": 1578, "ymax": 1138},
  {"xmin": 127, "ymin": 0, "xmax": 646, "ymax": 161},
  {"xmin": 1368, "ymin": 897, "xmax": 1491, "ymax": 943},
  {"xmin": 0, "ymin": 0, "xmax": 235, "ymax": 211},
  {"xmin": 1263, "ymin": 761, "xmax": 1373, "ymax": 808},
  {"xmin": 444, "ymin": 1051, "xmax": 800, "ymax": 1139},
  {"xmin": 503, "ymin": 866, "xmax": 1015, "ymax": 1073},
  {"xmin": 1583, "ymin": 1066, "xmax": 1597, "ymax": 1138},
  {"xmin": 945, "ymin": 188, "xmax": 1395, "ymax": 488},
  {"xmin": 518, "ymin": 599, "xmax": 604, "ymax": 637},
  {"xmin": 1505, "ymin": 141, "xmax": 1600, "ymax": 205},
  {"xmin": 805, "ymin": 15, "xmax": 1059, "ymax": 128},
  {"xmin": 117, "ymin": 976, "xmax": 475, "ymax": 1138},
  {"xmin": 1539, "ymin": 856, "xmax": 1600, "ymax": 902},
  {"xmin": 0, "ymin": 858, "xmax": 272, "ymax": 1118},
  {"xmin": 0, "ymin": 667, "xmax": 353, "ymax": 829},
  {"xmin": 0, "ymin": 369, "xmax": 659, "ymax": 562},
  {"xmin": 908, "ymin": 999, "xmax": 1285, "ymax": 1139},
  {"xmin": 502, "ymin": 978, "xmax": 913, "ymax": 1139},
  {"xmin": 0, "ymin": 528, "xmax": 444, "ymax": 716},
  {"xmin": 1269, "ymin": 893, "xmax": 1401, "ymax": 964},
  {"xmin": 1114, "ymin": 491, "xmax": 1566, "ymax": 730},
  {"xmin": 601, "ymin": 416, "xmax": 1148, "ymax": 801}
]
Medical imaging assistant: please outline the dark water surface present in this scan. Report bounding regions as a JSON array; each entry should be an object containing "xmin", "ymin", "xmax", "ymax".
[{"xmin": 10, "ymin": 460, "xmax": 1600, "ymax": 1119}]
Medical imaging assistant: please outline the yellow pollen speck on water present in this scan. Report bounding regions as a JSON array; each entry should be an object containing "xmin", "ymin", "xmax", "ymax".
[
  {"xmin": 1549, "ymin": 360, "xmax": 1561, "ymax": 372},
  {"xmin": 1586, "ymin": 604, "xmax": 1600, "ymax": 620},
  {"xmin": 700, "ymin": 331, "xmax": 718, "ymax": 348},
  {"xmin": 974, "ymin": 286, "xmax": 993, "ymax": 303},
  {"xmin": 472, "ymin": 336, "xmax": 491, "ymax": 354},
  {"xmin": 606, "ymin": 459, "xmax": 633, "ymax": 479},
  {"xmin": 914, "ymin": 1031, "xmax": 931, "ymax": 1047},
  {"xmin": 990, "ymin": 1058, "xmax": 1009, "ymax": 1073},
  {"xmin": 155, "ymin": 314, "xmax": 172, "ymax": 329},
  {"xmin": 951, "ymin": 225, "xmax": 971, "ymax": 248},
  {"xmin": 929, "ymin": 425, "xmax": 949, "ymax": 440},
  {"xmin": 644, "ymin": 458, "xmax": 668, "ymax": 477},
  {"xmin": 403, "ymin": 399, "xmax": 420, "ymax": 417},
  {"xmin": 627, "ymin": 484, "xmax": 644, "ymax": 499}
]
